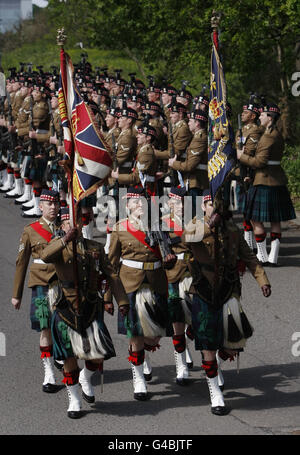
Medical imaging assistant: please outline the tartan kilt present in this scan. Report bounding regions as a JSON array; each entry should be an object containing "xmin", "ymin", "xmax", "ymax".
[
  {"xmin": 118, "ymin": 285, "xmax": 168, "ymax": 339},
  {"xmin": 243, "ymin": 184, "xmax": 296, "ymax": 223},
  {"xmin": 191, "ymin": 294, "xmax": 224, "ymax": 351},
  {"xmin": 30, "ymin": 285, "xmax": 51, "ymax": 332}
]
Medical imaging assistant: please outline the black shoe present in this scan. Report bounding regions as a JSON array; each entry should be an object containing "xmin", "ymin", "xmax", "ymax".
[
  {"xmin": 82, "ymin": 390, "xmax": 95, "ymax": 404},
  {"xmin": 211, "ymin": 405, "xmax": 230, "ymax": 416},
  {"xmin": 187, "ymin": 361, "xmax": 193, "ymax": 370},
  {"xmin": 21, "ymin": 211, "xmax": 39, "ymax": 218},
  {"xmin": 176, "ymin": 377, "xmax": 188, "ymax": 386},
  {"xmin": 266, "ymin": 261, "xmax": 279, "ymax": 267},
  {"xmin": 67, "ymin": 410, "xmax": 83, "ymax": 419},
  {"xmin": 144, "ymin": 372, "xmax": 152, "ymax": 382},
  {"xmin": 134, "ymin": 392, "xmax": 148, "ymax": 401},
  {"xmin": 54, "ymin": 360, "xmax": 64, "ymax": 371},
  {"xmin": 42, "ymin": 383, "xmax": 60, "ymax": 393},
  {"xmin": 15, "ymin": 199, "xmax": 29, "ymax": 205},
  {"xmin": 219, "ymin": 384, "xmax": 225, "ymax": 392},
  {"xmin": 4, "ymin": 192, "xmax": 21, "ymax": 198}
]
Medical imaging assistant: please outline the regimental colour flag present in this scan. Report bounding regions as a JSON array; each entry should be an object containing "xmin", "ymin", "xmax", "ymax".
[
  {"xmin": 58, "ymin": 48, "xmax": 112, "ymax": 206},
  {"xmin": 208, "ymin": 28, "xmax": 236, "ymax": 201}
]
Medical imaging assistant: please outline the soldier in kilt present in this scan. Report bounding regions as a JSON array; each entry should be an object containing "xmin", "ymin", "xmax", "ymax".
[
  {"xmin": 40, "ymin": 206, "xmax": 129, "ymax": 418},
  {"xmin": 237, "ymin": 101, "xmax": 296, "ymax": 266},
  {"xmin": 183, "ymin": 190, "xmax": 271, "ymax": 415}
]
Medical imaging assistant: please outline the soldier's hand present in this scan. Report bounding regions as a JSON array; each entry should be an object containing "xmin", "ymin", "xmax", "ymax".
[
  {"xmin": 50, "ymin": 135, "xmax": 58, "ymax": 145},
  {"xmin": 63, "ymin": 227, "xmax": 78, "ymax": 244},
  {"xmin": 119, "ymin": 304, "xmax": 129, "ymax": 317},
  {"xmin": 11, "ymin": 298, "xmax": 21, "ymax": 310},
  {"xmin": 163, "ymin": 253, "xmax": 177, "ymax": 270},
  {"xmin": 29, "ymin": 131, "xmax": 37, "ymax": 139},
  {"xmin": 104, "ymin": 302, "xmax": 114, "ymax": 316},
  {"xmin": 111, "ymin": 169, "xmax": 119, "ymax": 179},
  {"xmin": 261, "ymin": 285, "xmax": 271, "ymax": 298}
]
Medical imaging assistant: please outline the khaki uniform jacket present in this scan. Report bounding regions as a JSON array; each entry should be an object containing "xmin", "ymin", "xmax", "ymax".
[
  {"xmin": 118, "ymin": 143, "xmax": 157, "ymax": 187},
  {"xmin": 183, "ymin": 216, "xmax": 270, "ymax": 294},
  {"xmin": 161, "ymin": 215, "xmax": 190, "ymax": 283},
  {"xmin": 35, "ymin": 108, "xmax": 62, "ymax": 144},
  {"xmin": 155, "ymin": 119, "xmax": 192, "ymax": 160},
  {"xmin": 239, "ymin": 127, "xmax": 288, "ymax": 186},
  {"xmin": 12, "ymin": 91, "xmax": 26, "ymax": 122},
  {"xmin": 16, "ymin": 96, "xmax": 31, "ymax": 137},
  {"xmin": 171, "ymin": 129, "xmax": 209, "ymax": 189},
  {"xmin": 40, "ymin": 237, "xmax": 129, "ymax": 309},
  {"xmin": 116, "ymin": 128, "xmax": 137, "ymax": 174},
  {"xmin": 12, "ymin": 217, "xmax": 58, "ymax": 299},
  {"xmin": 107, "ymin": 219, "xmax": 168, "ymax": 295},
  {"xmin": 103, "ymin": 126, "xmax": 121, "ymax": 152},
  {"xmin": 235, "ymin": 123, "xmax": 263, "ymax": 178}
]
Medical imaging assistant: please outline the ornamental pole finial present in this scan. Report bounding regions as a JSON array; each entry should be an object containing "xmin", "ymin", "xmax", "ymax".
[
  {"xmin": 57, "ymin": 28, "xmax": 67, "ymax": 47},
  {"xmin": 211, "ymin": 11, "xmax": 221, "ymax": 30}
]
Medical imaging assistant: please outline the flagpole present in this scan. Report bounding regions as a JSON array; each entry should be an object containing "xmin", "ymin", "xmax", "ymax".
[{"xmin": 57, "ymin": 28, "xmax": 81, "ymax": 320}]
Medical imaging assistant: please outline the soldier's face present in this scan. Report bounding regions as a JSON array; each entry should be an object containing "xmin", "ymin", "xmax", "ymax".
[
  {"xmin": 170, "ymin": 112, "xmax": 180, "ymax": 124},
  {"xmin": 127, "ymin": 198, "xmax": 144, "ymax": 218},
  {"xmin": 202, "ymin": 200, "xmax": 214, "ymax": 218},
  {"xmin": 162, "ymin": 93, "xmax": 171, "ymax": 105},
  {"xmin": 106, "ymin": 114, "xmax": 116, "ymax": 129},
  {"xmin": 51, "ymin": 96, "xmax": 58, "ymax": 109},
  {"xmin": 118, "ymin": 116, "xmax": 131, "ymax": 130},
  {"xmin": 137, "ymin": 133, "xmax": 147, "ymax": 145},
  {"xmin": 259, "ymin": 112, "xmax": 271, "ymax": 127},
  {"xmin": 241, "ymin": 110, "xmax": 253, "ymax": 123},
  {"xmin": 62, "ymin": 220, "xmax": 71, "ymax": 233},
  {"xmin": 39, "ymin": 201, "xmax": 60, "ymax": 221},
  {"xmin": 148, "ymin": 92, "xmax": 159, "ymax": 102},
  {"xmin": 188, "ymin": 118, "xmax": 197, "ymax": 132},
  {"xmin": 168, "ymin": 199, "xmax": 183, "ymax": 218}
]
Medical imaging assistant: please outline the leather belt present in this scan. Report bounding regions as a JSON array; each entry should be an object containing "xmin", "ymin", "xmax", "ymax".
[
  {"xmin": 33, "ymin": 259, "xmax": 46, "ymax": 264},
  {"xmin": 176, "ymin": 252, "xmax": 191, "ymax": 260},
  {"xmin": 267, "ymin": 160, "xmax": 280, "ymax": 165},
  {"xmin": 121, "ymin": 259, "xmax": 162, "ymax": 270}
]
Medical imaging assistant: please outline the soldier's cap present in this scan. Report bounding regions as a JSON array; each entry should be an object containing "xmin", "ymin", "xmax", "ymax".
[
  {"xmin": 134, "ymin": 79, "xmax": 146, "ymax": 89},
  {"xmin": 161, "ymin": 85, "xmax": 178, "ymax": 96},
  {"xmin": 106, "ymin": 107, "xmax": 121, "ymax": 117},
  {"xmin": 147, "ymin": 80, "xmax": 161, "ymax": 93},
  {"xmin": 60, "ymin": 206, "xmax": 70, "ymax": 221},
  {"xmin": 137, "ymin": 124, "xmax": 157, "ymax": 138},
  {"xmin": 40, "ymin": 189, "xmax": 60, "ymax": 203},
  {"xmin": 116, "ymin": 77, "xmax": 126, "ymax": 86},
  {"xmin": 143, "ymin": 101, "xmax": 162, "ymax": 113},
  {"xmin": 120, "ymin": 107, "xmax": 138, "ymax": 120},
  {"xmin": 24, "ymin": 76, "xmax": 34, "ymax": 88},
  {"xmin": 242, "ymin": 102, "xmax": 260, "ymax": 116},
  {"xmin": 123, "ymin": 186, "xmax": 145, "ymax": 199},
  {"xmin": 203, "ymin": 189, "xmax": 212, "ymax": 203},
  {"xmin": 169, "ymin": 186, "xmax": 187, "ymax": 200},
  {"xmin": 197, "ymin": 94, "xmax": 209, "ymax": 107},
  {"xmin": 50, "ymin": 89, "xmax": 59, "ymax": 98},
  {"xmin": 177, "ymin": 89, "xmax": 193, "ymax": 101},
  {"xmin": 169, "ymin": 102, "xmax": 187, "ymax": 114},
  {"xmin": 261, "ymin": 103, "xmax": 281, "ymax": 115},
  {"xmin": 33, "ymin": 82, "xmax": 46, "ymax": 93},
  {"xmin": 188, "ymin": 109, "xmax": 208, "ymax": 122}
]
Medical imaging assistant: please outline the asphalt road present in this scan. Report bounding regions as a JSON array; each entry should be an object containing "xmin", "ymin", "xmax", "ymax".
[{"xmin": 0, "ymin": 195, "xmax": 299, "ymax": 438}]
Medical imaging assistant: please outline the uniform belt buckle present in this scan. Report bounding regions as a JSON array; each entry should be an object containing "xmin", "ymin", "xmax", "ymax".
[
  {"xmin": 184, "ymin": 252, "xmax": 190, "ymax": 261},
  {"xmin": 144, "ymin": 262, "xmax": 154, "ymax": 270}
]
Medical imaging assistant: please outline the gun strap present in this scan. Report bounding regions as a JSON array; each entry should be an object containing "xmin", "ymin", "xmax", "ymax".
[{"xmin": 120, "ymin": 220, "xmax": 161, "ymax": 260}]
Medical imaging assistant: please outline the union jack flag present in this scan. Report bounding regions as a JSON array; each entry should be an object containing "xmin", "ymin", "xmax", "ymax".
[{"xmin": 58, "ymin": 48, "xmax": 112, "ymax": 211}]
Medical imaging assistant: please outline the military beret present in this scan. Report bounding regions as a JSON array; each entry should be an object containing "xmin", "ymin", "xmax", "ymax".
[
  {"xmin": 124, "ymin": 186, "xmax": 145, "ymax": 199},
  {"xmin": 169, "ymin": 186, "xmax": 187, "ymax": 200},
  {"xmin": 188, "ymin": 109, "xmax": 208, "ymax": 122},
  {"xmin": 177, "ymin": 89, "xmax": 193, "ymax": 101},
  {"xmin": 203, "ymin": 189, "xmax": 212, "ymax": 202},
  {"xmin": 40, "ymin": 189, "xmax": 59, "ymax": 202},
  {"xmin": 120, "ymin": 107, "xmax": 138, "ymax": 120},
  {"xmin": 143, "ymin": 101, "xmax": 162, "ymax": 113},
  {"xmin": 169, "ymin": 102, "xmax": 187, "ymax": 114},
  {"xmin": 243, "ymin": 102, "xmax": 260, "ymax": 116},
  {"xmin": 60, "ymin": 206, "xmax": 70, "ymax": 221},
  {"xmin": 261, "ymin": 103, "xmax": 281, "ymax": 115},
  {"xmin": 161, "ymin": 85, "xmax": 177, "ymax": 96},
  {"xmin": 106, "ymin": 107, "xmax": 120, "ymax": 117},
  {"xmin": 137, "ymin": 124, "xmax": 157, "ymax": 138},
  {"xmin": 197, "ymin": 94, "xmax": 209, "ymax": 107}
]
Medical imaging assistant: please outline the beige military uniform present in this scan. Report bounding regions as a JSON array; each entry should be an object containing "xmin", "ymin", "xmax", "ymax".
[
  {"xmin": 171, "ymin": 128, "xmax": 209, "ymax": 190},
  {"xmin": 118, "ymin": 143, "xmax": 157, "ymax": 190},
  {"xmin": 107, "ymin": 218, "xmax": 168, "ymax": 295},
  {"xmin": 12, "ymin": 217, "xmax": 58, "ymax": 299},
  {"xmin": 115, "ymin": 128, "xmax": 137, "ymax": 175},
  {"xmin": 40, "ymin": 236, "xmax": 129, "ymax": 310},
  {"xmin": 15, "ymin": 95, "xmax": 31, "ymax": 138},
  {"xmin": 239, "ymin": 127, "xmax": 288, "ymax": 186},
  {"xmin": 155, "ymin": 119, "xmax": 192, "ymax": 160}
]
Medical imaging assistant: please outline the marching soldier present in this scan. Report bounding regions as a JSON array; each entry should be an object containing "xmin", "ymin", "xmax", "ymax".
[
  {"xmin": 183, "ymin": 190, "xmax": 271, "ymax": 415},
  {"xmin": 237, "ymin": 101, "xmax": 296, "ymax": 266},
  {"xmin": 234, "ymin": 97, "xmax": 263, "ymax": 251},
  {"xmin": 107, "ymin": 187, "xmax": 170, "ymax": 401},
  {"xmin": 169, "ymin": 109, "xmax": 209, "ymax": 217},
  {"xmin": 115, "ymin": 104, "xmax": 138, "ymax": 177},
  {"xmin": 40, "ymin": 206, "xmax": 129, "ymax": 418},
  {"xmin": 11, "ymin": 189, "xmax": 62, "ymax": 395}
]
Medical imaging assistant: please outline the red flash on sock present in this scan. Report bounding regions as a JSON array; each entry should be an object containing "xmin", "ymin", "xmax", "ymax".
[
  {"xmin": 271, "ymin": 232, "xmax": 281, "ymax": 241},
  {"xmin": 255, "ymin": 233, "xmax": 266, "ymax": 243}
]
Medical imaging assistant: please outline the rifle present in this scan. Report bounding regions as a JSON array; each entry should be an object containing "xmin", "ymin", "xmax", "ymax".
[
  {"xmin": 168, "ymin": 121, "xmax": 177, "ymax": 186},
  {"xmin": 6, "ymin": 90, "xmax": 18, "ymax": 162},
  {"xmin": 29, "ymin": 94, "xmax": 39, "ymax": 158},
  {"xmin": 143, "ymin": 189, "xmax": 177, "ymax": 270}
]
